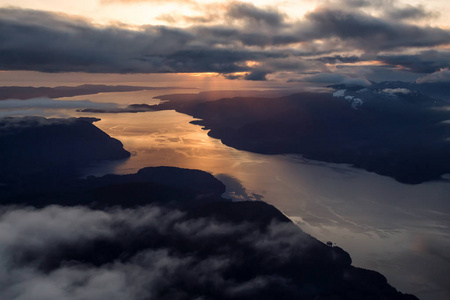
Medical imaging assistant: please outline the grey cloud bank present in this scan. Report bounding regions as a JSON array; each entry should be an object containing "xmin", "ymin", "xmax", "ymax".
[{"xmin": 0, "ymin": 1, "xmax": 449, "ymax": 83}]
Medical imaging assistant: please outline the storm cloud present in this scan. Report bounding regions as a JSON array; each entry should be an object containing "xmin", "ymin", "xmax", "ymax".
[
  {"xmin": 302, "ymin": 8, "xmax": 450, "ymax": 51},
  {"xmin": 288, "ymin": 73, "xmax": 371, "ymax": 86},
  {"xmin": 226, "ymin": 2, "xmax": 285, "ymax": 27},
  {"xmin": 0, "ymin": 1, "xmax": 449, "ymax": 82},
  {"xmin": 377, "ymin": 50, "xmax": 450, "ymax": 73}
]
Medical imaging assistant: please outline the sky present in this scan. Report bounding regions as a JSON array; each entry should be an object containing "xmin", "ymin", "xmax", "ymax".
[{"xmin": 1, "ymin": 0, "xmax": 450, "ymax": 86}]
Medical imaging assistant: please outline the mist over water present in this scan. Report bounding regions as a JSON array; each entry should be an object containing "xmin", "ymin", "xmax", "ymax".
[{"xmin": 2, "ymin": 90, "xmax": 448, "ymax": 299}]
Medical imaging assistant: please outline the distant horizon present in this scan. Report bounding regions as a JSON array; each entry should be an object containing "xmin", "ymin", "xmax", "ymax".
[{"xmin": 0, "ymin": 70, "xmax": 445, "ymax": 90}]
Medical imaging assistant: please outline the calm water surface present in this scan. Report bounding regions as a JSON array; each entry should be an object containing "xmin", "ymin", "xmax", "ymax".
[{"xmin": 16, "ymin": 90, "xmax": 450, "ymax": 299}]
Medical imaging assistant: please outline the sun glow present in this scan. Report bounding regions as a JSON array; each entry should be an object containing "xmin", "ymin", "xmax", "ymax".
[
  {"xmin": 188, "ymin": 72, "xmax": 220, "ymax": 77},
  {"xmin": 245, "ymin": 61, "xmax": 260, "ymax": 67}
]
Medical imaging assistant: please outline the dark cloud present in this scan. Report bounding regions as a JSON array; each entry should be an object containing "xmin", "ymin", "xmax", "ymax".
[
  {"xmin": 315, "ymin": 55, "xmax": 360, "ymax": 64},
  {"xmin": 162, "ymin": 49, "xmax": 253, "ymax": 73},
  {"xmin": 227, "ymin": 2, "xmax": 285, "ymax": 27},
  {"xmin": 0, "ymin": 8, "xmax": 289, "ymax": 77},
  {"xmin": 222, "ymin": 73, "xmax": 245, "ymax": 80},
  {"xmin": 304, "ymin": 8, "xmax": 450, "ymax": 51},
  {"xmin": 0, "ymin": 4, "xmax": 449, "ymax": 81},
  {"xmin": 0, "ymin": 9, "xmax": 192, "ymax": 73},
  {"xmin": 288, "ymin": 73, "xmax": 371, "ymax": 86},
  {"xmin": 244, "ymin": 70, "xmax": 269, "ymax": 81},
  {"xmin": 338, "ymin": 0, "xmax": 386, "ymax": 7},
  {"xmin": 385, "ymin": 4, "xmax": 438, "ymax": 20},
  {"xmin": 190, "ymin": 25, "xmax": 291, "ymax": 47},
  {"xmin": 377, "ymin": 50, "xmax": 450, "ymax": 73},
  {"xmin": 340, "ymin": 0, "xmax": 438, "ymax": 20}
]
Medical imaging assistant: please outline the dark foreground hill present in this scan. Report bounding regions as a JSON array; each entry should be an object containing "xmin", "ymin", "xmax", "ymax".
[{"xmin": 0, "ymin": 166, "xmax": 417, "ymax": 300}]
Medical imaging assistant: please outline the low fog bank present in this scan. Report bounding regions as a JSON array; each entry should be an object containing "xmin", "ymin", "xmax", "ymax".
[{"xmin": 0, "ymin": 200, "xmax": 417, "ymax": 300}]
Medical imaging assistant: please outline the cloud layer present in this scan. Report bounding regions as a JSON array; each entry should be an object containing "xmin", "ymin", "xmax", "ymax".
[
  {"xmin": 417, "ymin": 68, "xmax": 450, "ymax": 83},
  {"xmin": 0, "ymin": 205, "xmax": 315, "ymax": 300},
  {"xmin": 0, "ymin": 1, "xmax": 449, "ymax": 82}
]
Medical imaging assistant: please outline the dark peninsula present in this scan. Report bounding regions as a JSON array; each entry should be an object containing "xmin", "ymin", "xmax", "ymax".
[
  {"xmin": 150, "ymin": 84, "xmax": 450, "ymax": 184},
  {"xmin": 0, "ymin": 116, "xmax": 130, "ymax": 191},
  {"xmin": 77, "ymin": 90, "xmax": 295, "ymax": 113}
]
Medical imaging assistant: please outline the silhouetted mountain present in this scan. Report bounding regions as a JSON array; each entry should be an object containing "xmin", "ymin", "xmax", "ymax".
[
  {"xmin": 151, "ymin": 88, "xmax": 450, "ymax": 184},
  {"xmin": 1, "ymin": 166, "xmax": 226, "ymax": 208}
]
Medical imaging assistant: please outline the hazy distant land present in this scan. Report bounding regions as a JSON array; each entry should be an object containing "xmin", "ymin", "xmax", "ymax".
[{"xmin": 0, "ymin": 84, "xmax": 190, "ymax": 100}]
